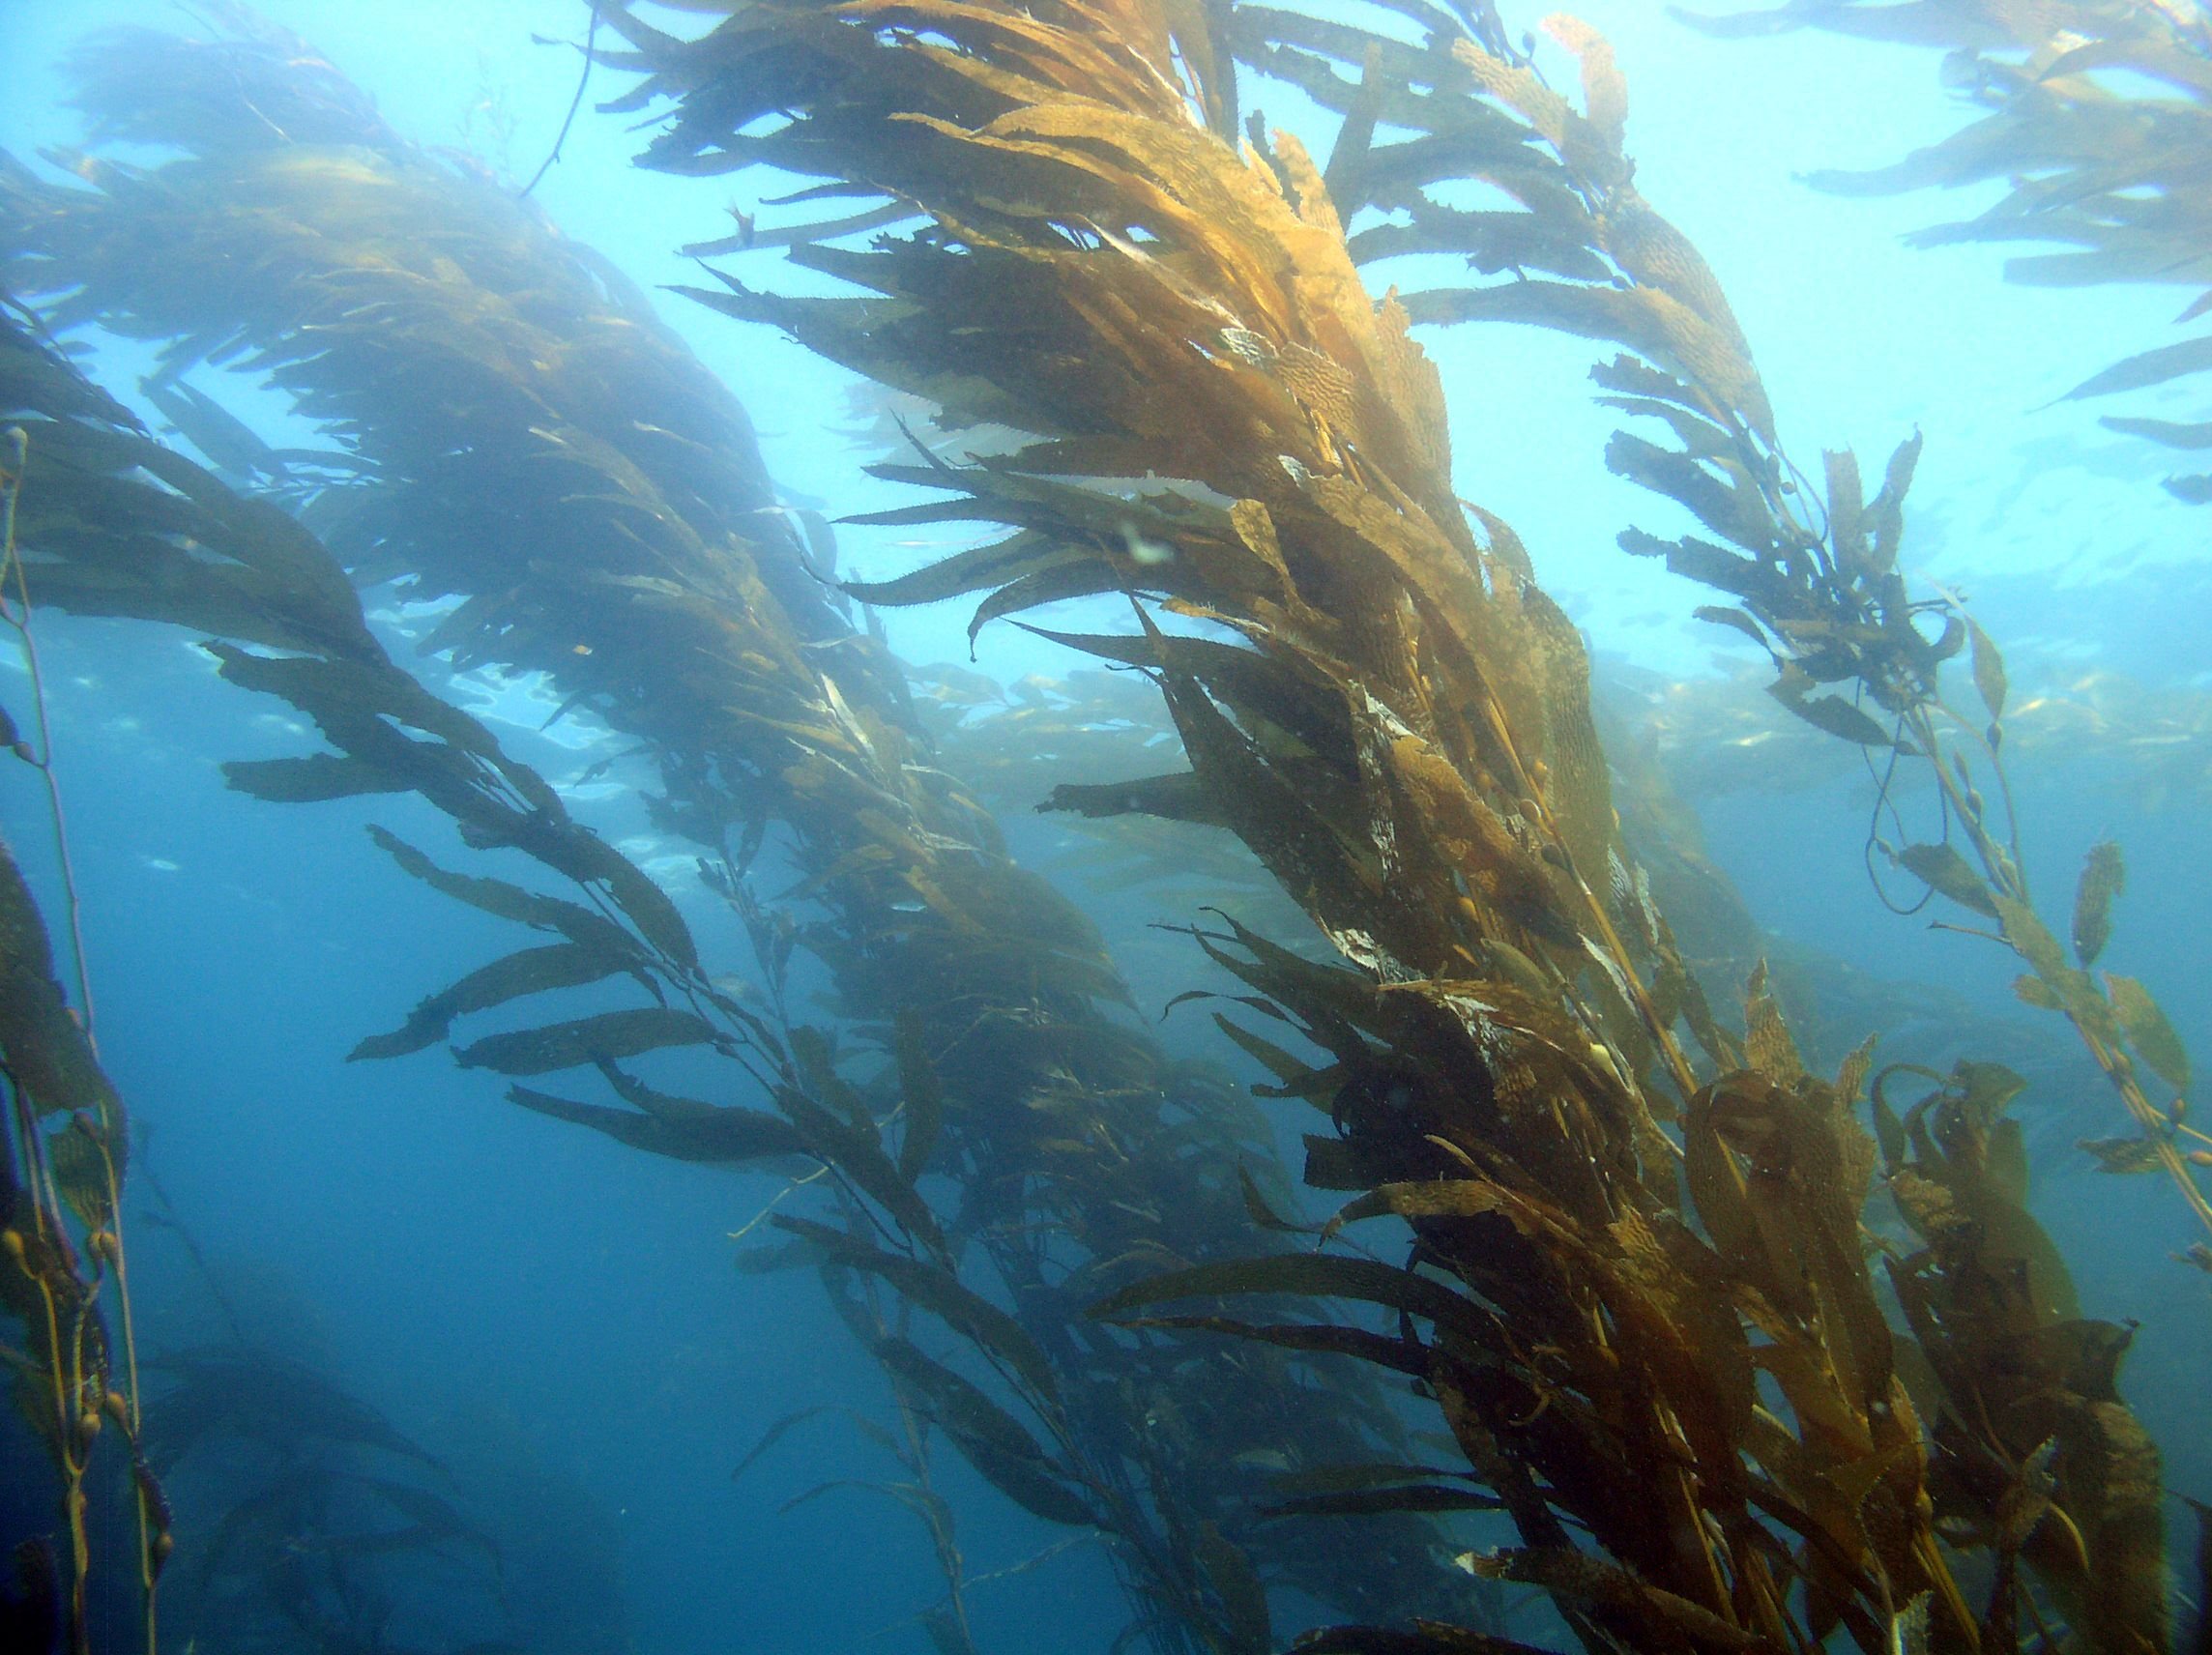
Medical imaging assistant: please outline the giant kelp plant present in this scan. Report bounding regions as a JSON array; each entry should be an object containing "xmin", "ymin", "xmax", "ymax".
[
  {"xmin": 0, "ymin": 1, "xmax": 2201, "ymax": 1652},
  {"xmin": 597, "ymin": 0, "xmax": 2190, "ymax": 1650},
  {"xmin": 1585, "ymin": 0, "xmax": 2212, "ymax": 1240}
]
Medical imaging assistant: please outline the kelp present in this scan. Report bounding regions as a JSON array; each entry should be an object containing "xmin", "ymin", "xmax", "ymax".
[
  {"xmin": 1308, "ymin": 3, "xmax": 2207, "ymax": 1243},
  {"xmin": 1, "ymin": 16, "xmax": 1480, "ymax": 1649},
  {"xmin": 1873, "ymin": 1059, "xmax": 2167, "ymax": 1655},
  {"xmin": 5, "ymin": 5, "xmax": 2187, "ymax": 1652},
  {"xmin": 0, "ymin": 822, "xmax": 162, "ymax": 1655},
  {"xmin": 599, "ymin": 0, "xmax": 2179, "ymax": 1649},
  {"xmin": 0, "ymin": 372, "xmax": 163, "ymax": 1655},
  {"xmin": 1678, "ymin": 0, "xmax": 2212, "ymax": 504},
  {"xmin": 144, "ymin": 1344, "xmax": 511, "ymax": 1655}
]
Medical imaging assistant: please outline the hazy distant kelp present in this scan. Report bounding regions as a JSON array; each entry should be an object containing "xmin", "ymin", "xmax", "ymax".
[
  {"xmin": 145, "ymin": 1345, "xmax": 507, "ymax": 1655},
  {"xmin": 0, "ymin": 14, "xmax": 1491, "ymax": 1649},
  {"xmin": 598, "ymin": 0, "xmax": 2190, "ymax": 1649},
  {"xmin": 1679, "ymin": 0, "xmax": 2212, "ymax": 505}
]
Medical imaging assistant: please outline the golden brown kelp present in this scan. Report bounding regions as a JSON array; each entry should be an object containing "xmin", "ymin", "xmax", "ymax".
[
  {"xmin": 1872, "ymin": 1059, "xmax": 2167, "ymax": 1655},
  {"xmin": 595, "ymin": 3, "xmax": 2080, "ymax": 1651},
  {"xmin": 1677, "ymin": 0, "xmax": 2212, "ymax": 502},
  {"xmin": 1341, "ymin": 10, "xmax": 2208, "ymax": 1256},
  {"xmin": 0, "ymin": 826, "xmax": 160, "ymax": 1655},
  {"xmin": 1, "ymin": 18, "xmax": 1480, "ymax": 1647},
  {"xmin": 1257, "ymin": 11, "xmax": 2185, "ymax": 1641}
]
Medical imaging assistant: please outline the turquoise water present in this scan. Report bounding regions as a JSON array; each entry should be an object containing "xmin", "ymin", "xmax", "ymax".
[{"xmin": 0, "ymin": 4, "xmax": 2206, "ymax": 1652}]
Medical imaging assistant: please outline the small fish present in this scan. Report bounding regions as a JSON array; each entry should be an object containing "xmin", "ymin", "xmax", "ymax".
[{"xmin": 1119, "ymin": 520, "xmax": 1175, "ymax": 566}]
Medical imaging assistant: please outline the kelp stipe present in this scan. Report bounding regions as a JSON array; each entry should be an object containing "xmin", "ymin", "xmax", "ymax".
[{"xmin": 1660, "ymin": 0, "xmax": 2212, "ymax": 1255}]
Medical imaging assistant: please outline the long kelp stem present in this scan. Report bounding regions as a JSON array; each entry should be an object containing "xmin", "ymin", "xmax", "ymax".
[{"xmin": 0, "ymin": 425, "xmax": 95, "ymax": 1045}]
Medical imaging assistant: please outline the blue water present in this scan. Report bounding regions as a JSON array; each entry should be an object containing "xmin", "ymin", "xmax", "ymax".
[{"xmin": 1, "ymin": 3, "xmax": 2206, "ymax": 1652}]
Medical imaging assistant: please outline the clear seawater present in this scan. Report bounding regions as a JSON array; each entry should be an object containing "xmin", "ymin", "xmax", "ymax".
[{"xmin": 0, "ymin": 4, "xmax": 2205, "ymax": 1651}]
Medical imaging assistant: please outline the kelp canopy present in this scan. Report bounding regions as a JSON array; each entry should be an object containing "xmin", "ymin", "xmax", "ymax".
[{"xmin": 0, "ymin": 2, "xmax": 2202, "ymax": 1654}]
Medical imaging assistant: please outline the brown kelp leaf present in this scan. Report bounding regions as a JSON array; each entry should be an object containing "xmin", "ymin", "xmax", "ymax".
[
  {"xmin": 732, "ymin": 1406, "xmax": 834, "ymax": 1481},
  {"xmin": 1769, "ymin": 667, "xmax": 1898, "ymax": 748},
  {"xmin": 1265, "ymin": 1463, "xmax": 1476, "ymax": 1495},
  {"xmin": 47, "ymin": 1116, "xmax": 121, "ymax": 1231},
  {"xmin": 1966, "ymin": 617, "xmax": 2006, "ymax": 728},
  {"xmin": 1111, "ymin": 1313, "xmax": 1429, "ymax": 1376},
  {"xmin": 1455, "ymin": 1548, "xmax": 1763, "ymax": 1651},
  {"xmin": 1237, "ymin": 1165, "xmax": 1318, "ymax": 1233},
  {"xmin": 892, "ymin": 1009, "xmax": 943, "ymax": 1184},
  {"xmin": 222, "ymin": 753, "xmax": 411, "ymax": 803},
  {"xmin": 2078, "ymin": 1137, "xmax": 2163, "ymax": 1176},
  {"xmin": 1320, "ymin": 1177, "xmax": 1508, "ymax": 1243},
  {"xmin": 1091, "ymin": 1254, "xmax": 1484, "ymax": 1342},
  {"xmin": 772, "ymin": 1215, "xmax": 1059, "ymax": 1402},
  {"xmin": 2064, "ymin": 334, "xmax": 2212, "ymax": 402},
  {"xmin": 1895, "ymin": 842, "xmax": 1998, "ymax": 916},
  {"xmin": 1262, "ymin": 1484, "xmax": 1504, "ymax": 1519},
  {"xmin": 1741, "ymin": 959, "xmax": 1803, "ymax": 1083},
  {"xmin": 1217, "ymin": 1018, "xmax": 1337, "ymax": 1104},
  {"xmin": 505, "ymin": 1086, "xmax": 804, "ymax": 1164},
  {"xmin": 778, "ymin": 1083, "xmax": 946, "ymax": 1256},
  {"xmin": 0, "ymin": 839, "xmax": 121, "ymax": 1121},
  {"xmin": 350, "ymin": 942, "xmax": 643, "ymax": 1060},
  {"xmin": 2103, "ymin": 973, "xmax": 2191, "ymax": 1091},
  {"xmin": 2099, "ymin": 414, "xmax": 2212, "ymax": 450},
  {"xmin": 366, "ymin": 827, "xmax": 641, "ymax": 961},
  {"xmin": 454, "ymin": 1008, "xmax": 723, "ymax": 1076},
  {"xmin": 1195, "ymin": 1522, "xmax": 1272, "ymax": 1654},
  {"xmin": 2072, "ymin": 840, "xmax": 2124, "ymax": 968},
  {"xmin": 1864, "ymin": 430, "xmax": 1922, "ymax": 574},
  {"xmin": 872, "ymin": 1337, "xmax": 1093, "ymax": 1527}
]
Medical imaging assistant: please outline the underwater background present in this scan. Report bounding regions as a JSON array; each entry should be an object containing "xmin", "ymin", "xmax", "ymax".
[{"xmin": 0, "ymin": 2, "xmax": 2206, "ymax": 1653}]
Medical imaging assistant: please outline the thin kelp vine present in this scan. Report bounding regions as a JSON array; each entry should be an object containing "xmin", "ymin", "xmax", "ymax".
[
  {"xmin": 1650, "ymin": 0, "xmax": 2212, "ymax": 1246},
  {"xmin": 600, "ymin": 0, "xmax": 2181, "ymax": 1650},
  {"xmin": 0, "ymin": 15, "xmax": 1486, "ymax": 1650},
  {"xmin": 0, "ymin": 334, "xmax": 164, "ymax": 1655}
]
